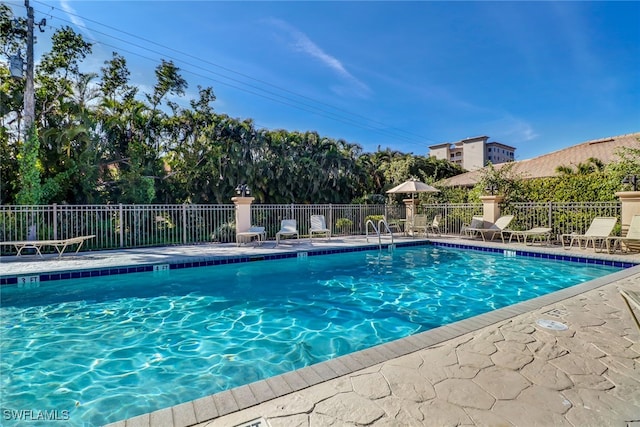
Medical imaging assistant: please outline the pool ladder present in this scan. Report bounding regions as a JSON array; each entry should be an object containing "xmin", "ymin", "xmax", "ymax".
[{"xmin": 366, "ymin": 219, "xmax": 395, "ymax": 250}]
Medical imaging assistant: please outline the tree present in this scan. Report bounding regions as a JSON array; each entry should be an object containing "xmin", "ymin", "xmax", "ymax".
[
  {"xmin": 15, "ymin": 125, "xmax": 42, "ymax": 205},
  {"xmin": 473, "ymin": 162, "xmax": 526, "ymax": 204}
]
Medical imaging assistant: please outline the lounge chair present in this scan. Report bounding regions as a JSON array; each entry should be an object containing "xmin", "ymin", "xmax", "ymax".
[
  {"xmin": 620, "ymin": 289, "xmax": 640, "ymax": 330},
  {"xmin": 236, "ymin": 226, "xmax": 266, "ymax": 246},
  {"xmin": 461, "ymin": 216, "xmax": 484, "ymax": 238},
  {"xmin": 561, "ymin": 217, "xmax": 617, "ymax": 251},
  {"xmin": 309, "ymin": 215, "xmax": 331, "ymax": 242},
  {"xmin": 504, "ymin": 227, "xmax": 553, "ymax": 245},
  {"xmin": 275, "ymin": 219, "xmax": 299, "ymax": 246},
  {"xmin": 0, "ymin": 235, "xmax": 96, "ymax": 258},
  {"xmin": 606, "ymin": 214, "xmax": 640, "ymax": 254},
  {"xmin": 465, "ymin": 215, "xmax": 515, "ymax": 242},
  {"xmin": 425, "ymin": 214, "xmax": 442, "ymax": 236}
]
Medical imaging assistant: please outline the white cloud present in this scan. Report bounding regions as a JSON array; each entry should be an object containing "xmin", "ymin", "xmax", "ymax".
[
  {"xmin": 266, "ymin": 18, "xmax": 370, "ymax": 98},
  {"xmin": 59, "ymin": 0, "xmax": 96, "ymax": 41},
  {"xmin": 486, "ymin": 114, "xmax": 538, "ymax": 146}
]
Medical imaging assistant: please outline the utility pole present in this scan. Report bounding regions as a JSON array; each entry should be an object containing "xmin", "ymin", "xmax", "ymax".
[{"xmin": 23, "ymin": 0, "xmax": 35, "ymax": 131}]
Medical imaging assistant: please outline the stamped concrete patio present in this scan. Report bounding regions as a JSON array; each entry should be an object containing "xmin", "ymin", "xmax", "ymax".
[{"xmin": 2, "ymin": 236, "xmax": 639, "ymax": 426}]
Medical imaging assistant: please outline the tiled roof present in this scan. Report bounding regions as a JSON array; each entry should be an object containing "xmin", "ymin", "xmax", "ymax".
[{"xmin": 438, "ymin": 132, "xmax": 640, "ymax": 187}]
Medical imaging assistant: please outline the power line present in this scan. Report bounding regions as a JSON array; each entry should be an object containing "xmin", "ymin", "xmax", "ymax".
[
  {"xmin": 19, "ymin": 1, "xmax": 438, "ymax": 149},
  {"xmin": 31, "ymin": 0, "xmax": 435, "ymax": 146}
]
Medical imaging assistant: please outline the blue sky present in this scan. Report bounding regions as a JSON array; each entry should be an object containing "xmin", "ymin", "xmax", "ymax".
[{"xmin": 8, "ymin": 1, "xmax": 640, "ymax": 160}]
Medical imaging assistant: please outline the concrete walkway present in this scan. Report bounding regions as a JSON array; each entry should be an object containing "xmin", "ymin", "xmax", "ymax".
[{"xmin": 2, "ymin": 236, "xmax": 640, "ymax": 426}]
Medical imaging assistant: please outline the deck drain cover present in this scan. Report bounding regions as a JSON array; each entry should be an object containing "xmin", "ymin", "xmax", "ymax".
[{"xmin": 536, "ymin": 319, "xmax": 568, "ymax": 331}]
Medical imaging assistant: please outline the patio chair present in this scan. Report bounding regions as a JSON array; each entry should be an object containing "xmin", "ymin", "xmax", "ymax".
[
  {"xmin": 620, "ymin": 289, "xmax": 640, "ymax": 331},
  {"xmin": 275, "ymin": 219, "xmax": 299, "ymax": 246},
  {"xmin": 561, "ymin": 217, "xmax": 617, "ymax": 251},
  {"xmin": 465, "ymin": 215, "xmax": 515, "ymax": 242},
  {"xmin": 236, "ymin": 226, "xmax": 266, "ymax": 246},
  {"xmin": 309, "ymin": 215, "xmax": 331, "ymax": 242},
  {"xmin": 409, "ymin": 214, "xmax": 429, "ymax": 237},
  {"xmin": 386, "ymin": 218, "xmax": 405, "ymax": 235},
  {"xmin": 0, "ymin": 235, "xmax": 96, "ymax": 258},
  {"xmin": 425, "ymin": 214, "xmax": 443, "ymax": 236},
  {"xmin": 606, "ymin": 215, "xmax": 640, "ymax": 254}
]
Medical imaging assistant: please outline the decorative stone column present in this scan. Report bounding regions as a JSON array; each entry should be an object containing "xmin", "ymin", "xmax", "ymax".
[
  {"xmin": 231, "ymin": 196, "xmax": 255, "ymax": 233},
  {"xmin": 615, "ymin": 191, "xmax": 640, "ymax": 235},
  {"xmin": 479, "ymin": 195, "xmax": 504, "ymax": 224},
  {"xmin": 403, "ymin": 198, "xmax": 418, "ymax": 223}
]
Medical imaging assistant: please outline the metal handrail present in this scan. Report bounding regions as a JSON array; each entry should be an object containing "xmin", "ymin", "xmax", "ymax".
[
  {"xmin": 365, "ymin": 219, "xmax": 394, "ymax": 249},
  {"xmin": 365, "ymin": 219, "xmax": 378, "ymax": 243},
  {"xmin": 378, "ymin": 219, "xmax": 395, "ymax": 245}
]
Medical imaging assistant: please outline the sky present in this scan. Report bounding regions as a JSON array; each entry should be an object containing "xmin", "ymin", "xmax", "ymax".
[{"xmin": 5, "ymin": 1, "xmax": 640, "ymax": 160}]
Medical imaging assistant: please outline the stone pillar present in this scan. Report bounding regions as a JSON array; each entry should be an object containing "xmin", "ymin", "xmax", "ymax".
[
  {"xmin": 403, "ymin": 198, "xmax": 418, "ymax": 222},
  {"xmin": 231, "ymin": 196, "xmax": 255, "ymax": 233},
  {"xmin": 479, "ymin": 195, "xmax": 504, "ymax": 224},
  {"xmin": 615, "ymin": 191, "xmax": 640, "ymax": 235}
]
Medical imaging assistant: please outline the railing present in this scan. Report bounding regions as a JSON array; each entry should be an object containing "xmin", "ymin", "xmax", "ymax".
[
  {"xmin": 0, "ymin": 201, "xmax": 623, "ymax": 255},
  {"xmin": 365, "ymin": 219, "xmax": 394, "ymax": 248},
  {"xmin": 253, "ymin": 204, "xmax": 392, "ymax": 239},
  {"xmin": 501, "ymin": 202, "xmax": 621, "ymax": 239},
  {"xmin": 0, "ymin": 204, "xmax": 236, "ymax": 252},
  {"xmin": 417, "ymin": 203, "xmax": 483, "ymax": 235}
]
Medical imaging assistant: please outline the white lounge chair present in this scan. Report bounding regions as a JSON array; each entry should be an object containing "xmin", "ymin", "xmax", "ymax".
[
  {"xmin": 504, "ymin": 227, "xmax": 553, "ymax": 245},
  {"xmin": 275, "ymin": 219, "xmax": 299, "ymax": 246},
  {"xmin": 465, "ymin": 215, "xmax": 515, "ymax": 242},
  {"xmin": 0, "ymin": 235, "xmax": 96, "ymax": 258},
  {"xmin": 461, "ymin": 216, "xmax": 484, "ymax": 238},
  {"xmin": 236, "ymin": 226, "xmax": 266, "ymax": 246},
  {"xmin": 606, "ymin": 215, "xmax": 640, "ymax": 254},
  {"xmin": 309, "ymin": 215, "xmax": 331, "ymax": 242},
  {"xmin": 561, "ymin": 217, "xmax": 617, "ymax": 251}
]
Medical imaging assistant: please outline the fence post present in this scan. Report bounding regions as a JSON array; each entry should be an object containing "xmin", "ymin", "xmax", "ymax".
[
  {"xmin": 548, "ymin": 201, "xmax": 553, "ymax": 228},
  {"xmin": 118, "ymin": 203, "xmax": 124, "ymax": 248},
  {"xmin": 329, "ymin": 203, "xmax": 333, "ymax": 229},
  {"xmin": 53, "ymin": 203, "xmax": 58, "ymax": 240},
  {"xmin": 182, "ymin": 204, "xmax": 188, "ymax": 244}
]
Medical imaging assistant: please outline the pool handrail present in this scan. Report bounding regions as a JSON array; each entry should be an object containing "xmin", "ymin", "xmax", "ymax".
[{"xmin": 365, "ymin": 219, "xmax": 394, "ymax": 248}]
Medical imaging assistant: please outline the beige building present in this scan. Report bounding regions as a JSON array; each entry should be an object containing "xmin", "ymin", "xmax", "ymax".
[
  {"xmin": 438, "ymin": 132, "xmax": 640, "ymax": 187},
  {"xmin": 429, "ymin": 136, "xmax": 516, "ymax": 171}
]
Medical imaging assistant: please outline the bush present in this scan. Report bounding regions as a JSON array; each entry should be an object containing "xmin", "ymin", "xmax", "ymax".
[{"xmin": 335, "ymin": 218, "xmax": 353, "ymax": 234}]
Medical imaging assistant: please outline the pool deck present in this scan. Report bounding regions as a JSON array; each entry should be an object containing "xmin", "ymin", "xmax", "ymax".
[{"xmin": 2, "ymin": 235, "xmax": 640, "ymax": 427}]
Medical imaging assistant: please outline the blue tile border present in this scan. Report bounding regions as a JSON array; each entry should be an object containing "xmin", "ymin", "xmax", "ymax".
[
  {"xmin": 427, "ymin": 241, "xmax": 637, "ymax": 269},
  {"xmin": 1, "ymin": 240, "xmax": 636, "ymax": 286}
]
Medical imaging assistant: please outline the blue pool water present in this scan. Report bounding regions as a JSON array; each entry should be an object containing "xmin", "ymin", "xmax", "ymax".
[{"xmin": 0, "ymin": 246, "xmax": 622, "ymax": 426}]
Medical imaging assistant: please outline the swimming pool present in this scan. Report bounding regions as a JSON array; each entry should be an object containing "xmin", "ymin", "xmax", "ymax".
[{"xmin": 0, "ymin": 245, "xmax": 623, "ymax": 426}]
